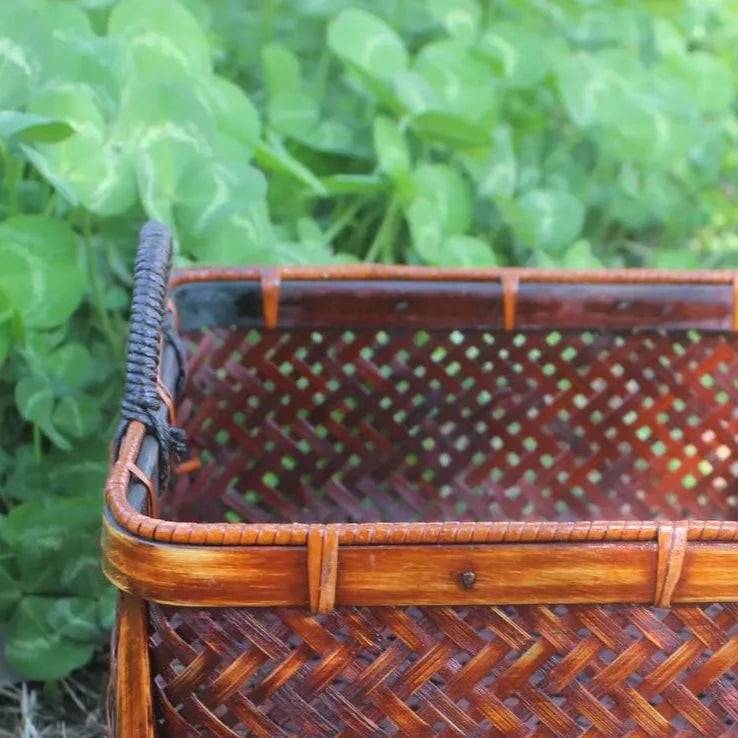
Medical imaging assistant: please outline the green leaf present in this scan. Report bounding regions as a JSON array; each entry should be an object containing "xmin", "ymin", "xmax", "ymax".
[
  {"xmin": 443, "ymin": 234, "xmax": 497, "ymax": 267},
  {"xmin": 665, "ymin": 52, "xmax": 734, "ymax": 114},
  {"xmin": 272, "ymin": 239, "xmax": 338, "ymax": 265},
  {"xmin": 406, "ymin": 197, "xmax": 443, "ymax": 264},
  {"xmin": 97, "ymin": 587, "xmax": 117, "ymax": 631},
  {"xmin": 60, "ymin": 539, "xmax": 107, "ymax": 599},
  {"xmin": 410, "ymin": 110, "xmax": 490, "ymax": 147},
  {"xmin": 254, "ymin": 137, "xmax": 327, "ymax": 197},
  {"xmin": 651, "ymin": 248, "xmax": 700, "ymax": 270},
  {"xmin": 176, "ymin": 160, "xmax": 267, "ymax": 236},
  {"xmin": 0, "ymin": 216, "xmax": 85, "ymax": 329},
  {"xmin": 262, "ymin": 43, "xmax": 302, "ymax": 98},
  {"xmin": 429, "ymin": 0, "xmax": 481, "ymax": 43},
  {"xmin": 328, "ymin": 9, "xmax": 408, "ymax": 82},
  {"xmin": 47, "ymin": 442, "xmax": 109, "ymax": 499},
  {"xmin": 556, "ymin": 51, "xmax": 629, "ymax": 128},
  {"xmin": 0, "ymin": 322, "xmax": 10, "ymax": 368},
  {"xmin": 5, "ymin": 597, "xmax": 95, "ymax": 680},
  {"xmin": 40, "ymin": 343, "xmax": 92, "ymax": 387},
  {"xmin": 13, "ymin": 375, "xmax": 52, "ymax": 431},
  {"xmin": 15, "ymin": 376, "xmax": 70, "ymax": 450},
  {"xmin": 0, "ymin": 2, "xmax": 45, "ymax": 109},
  {"xmin": 503, "ymin": 188, "xmax": 585, "ymax": 253},
  {"xmin": 109, "ymin": 0, "xmax": 211, "ymax": 80},
  {"xmin": 479, "ymin": 25, "xmax": 552, "ymax": 88},
  {"xmin": 560, "ymin": 240, "xmax": 603, "ymax": 269},
  {"xmin": 116, "ymin": 81, "xmax": 215, "ymax": 223},
  {"xmin": 25, "ymin": 85, "xmax": 136, "ymax": 215},
  {"xmin": 201, "ymin": 75, "xmax": 260, "ymax": 153},
  {"xmin": 1, "ymin": 497, "xmax": 100, "ymax": 561},
  {"xmin": 462, "ymin": 125, "xmax": 516, "ymax": 198},
  {"xmin": 186, "ymin": 202, "xmax": 277, "ymax": 265},
  {"xmin": 414, "ymin": 40, "xmax": 496, "ymax": 123},
  {"xmin": 47, "ymin": 597, "xmax": 101, "ymax": 642},
  {"xmin": 0, "ymin": 111, "xmax": 74, "ymax": 143},
  {"xmin": 373, "ymin": 116, "xmax": 410, "ymax": 181},
  {"xmin": 53, "ymin": 395, "xmax": 101, "ymax": 439},
  {"xmin": 268, "ymin": 91, "xmax": 320, "ymax": 138},
  {"xmin": 0, "ymin": 556, "xmax": 20, "ymax": 620},
  {"xmin": 413, "ymin": 164, "xmax": 472, "ymax": 235},
  {"xmin": 393, "ymin": 71, "xmax": 438, "ymax": 114},
  {"xmin": 0, "ymin": 490, "xmax": 101, "ymax": 594},
  {"xmin": 39, "ymin": 3, "xmax": 120, "ymax": 117}
]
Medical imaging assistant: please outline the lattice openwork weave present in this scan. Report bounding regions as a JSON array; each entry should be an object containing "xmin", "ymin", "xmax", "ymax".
[
  {"xmin": 149, "ymin": 602, "xmax": 738, "ymax": 737},
  {"xmin": 165, "ymin": 326, "xmax": 738, "ymax": 525}
]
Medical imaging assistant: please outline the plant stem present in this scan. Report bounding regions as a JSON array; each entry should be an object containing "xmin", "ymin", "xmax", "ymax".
[
  {"xmin": 325, "ymin": 198, "xmax": 366, "ymax": 245},
  {"xmin": 33, "ymin": 424, "xmax": 42, "ymax": 462},
  {"xmin": 43, "ymin": 191, "xmax": 58, "ymax": 217},
  {"xmin": 81, "ymin": 212, "xmax": 120, "ymax": 359},
  {"xmin": 3, "ymin": 151, "xmax": 20, "ymax": 216},
  {"xmin": 366, "ymin": 195, "xmax": 402, "ymax": 263}
]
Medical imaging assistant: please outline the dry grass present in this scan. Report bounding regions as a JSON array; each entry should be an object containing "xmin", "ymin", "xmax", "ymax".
[{"xmin": 0, "ymin": 655, "xmax": 107, "ymax": 738}]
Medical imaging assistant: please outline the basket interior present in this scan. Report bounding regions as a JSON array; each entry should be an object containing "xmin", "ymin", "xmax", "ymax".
[{"xmin": 162, "ymin": 313, "xmax": 738, "ymax": 526}]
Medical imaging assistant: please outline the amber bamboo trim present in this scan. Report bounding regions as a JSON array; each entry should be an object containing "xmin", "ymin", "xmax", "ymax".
[
  {"xmin": 170, "ymin": 265, "xmax": 738, "ymax": 288},
  {"xmin": 654, "ymin": 521, "xmax": 688, "ymax": 607},
  {"xmin": 155, "ymin": 377, "xmax": 175, "ymax": 426},
  {"xmin": 102, "ymin": 519, "xmax": 738, "ymax": 606},
  {"xmin": 307, "ymin": 526, "xmax": 339, "ymax": 613},
  {"xmin": 174, "ymin": 456, "xmax": 202, "ymax": 475},
  {"xmin": 126, "ymin": 461, "xmax": 156, "ymax": 520},
  {"xmin": 260, "ymin": 269, "xmax": 281, "ymax": 329},
  {"xmin": 501, "ymin": 273, "xmax": 519, "ymax": 330},
  {"xmin": 115, "ymin": 593, "xmax": 155, "ymax": 738}
]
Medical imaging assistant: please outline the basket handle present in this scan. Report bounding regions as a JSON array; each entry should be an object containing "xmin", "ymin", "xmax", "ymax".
[{"xmin": 114, "ymin": 221, "xmax": 186, "ymax": 480}]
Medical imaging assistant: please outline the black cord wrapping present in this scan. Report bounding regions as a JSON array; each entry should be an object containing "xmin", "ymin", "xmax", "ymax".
[{"xmin": 114, "ymin": 221, "xmax": 187, "ymax": 484}]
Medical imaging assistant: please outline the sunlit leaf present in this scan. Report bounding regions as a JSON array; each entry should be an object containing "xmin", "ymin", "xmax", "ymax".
[
  {"xmin": 415, "ymin": 40, "xmax": 496, "ymax": 123},
  {"xmin": 414, "ymin": 163, "xmax": 472, "ymax": 235},
  {"xmin": 328, "ymin": 9, "xmax": 408, "ymax": 82},
  {"xmin": 503, "ymin": 188, "xmax": 584, "ymax": 252},
  {"xmin": 0, "ymin": 111, "xmax": 73, "ymax": 144},
  {"xmin": 0, "ymin": 216, "xmax": 84, "ymax": 329},
  {"xmin": 373, "ymin": 116, "xmax": 410, "ymax": 181},
  {"xmin": 109, "ymin": 0, "xmax": 211, "ymax": 80},
  {"xmin": 429, "ymin": 0, "xmax": 481, "ymax": 44}
]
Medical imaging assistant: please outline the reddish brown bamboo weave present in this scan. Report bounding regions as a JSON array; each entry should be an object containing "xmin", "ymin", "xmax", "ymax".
[
  {"xmin": 164, "ymin": 326, "xmax": 738, "ymax": 527},
  {"xmin": 149, "ymin": 601, "xmax": 738, "ymax": 737}
]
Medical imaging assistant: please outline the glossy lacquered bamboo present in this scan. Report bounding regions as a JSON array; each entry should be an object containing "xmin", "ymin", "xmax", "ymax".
[
  {"xmin": 114, "ymin": 594, "xmax": 155, "ymax": 738},
  {"xmin": 172, "ymin": 272, "xmax": 738, "ymax": 333},
  {"xmin": 104, "ymin": 513, "xmax": 738, "ymax": 608}
]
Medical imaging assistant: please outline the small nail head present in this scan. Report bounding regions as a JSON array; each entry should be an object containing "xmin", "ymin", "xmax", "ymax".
[{"xmin": 460, "ymin": 570, "xmax": 476, "ymax": 589}]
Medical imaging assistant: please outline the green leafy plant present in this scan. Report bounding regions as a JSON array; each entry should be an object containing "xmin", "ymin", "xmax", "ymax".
[{"xmin": 1, "ymin": 0, "xmax": 737, "ymax": 681}]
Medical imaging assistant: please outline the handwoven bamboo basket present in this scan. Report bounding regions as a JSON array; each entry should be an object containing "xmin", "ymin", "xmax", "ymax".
[{"xmin": 104, "ymin": 222, "xmax": 738, "ymax": 737}]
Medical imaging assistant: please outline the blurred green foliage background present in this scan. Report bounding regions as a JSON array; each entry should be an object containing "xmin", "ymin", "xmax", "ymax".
[{"xmin": 1, "ymin": 0, "xmax": 738, "ymax": 681}]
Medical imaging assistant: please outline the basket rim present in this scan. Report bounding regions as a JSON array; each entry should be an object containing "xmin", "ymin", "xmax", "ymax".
[
  {"xmin": 170, "ymin": 263, "xmax": 738, "ymax": 287},
  {"xmin": 105, "ymin": 265, "xmax": 738, "ymax": 549}
]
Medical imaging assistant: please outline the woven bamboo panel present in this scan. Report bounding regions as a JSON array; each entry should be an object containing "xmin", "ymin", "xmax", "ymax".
[
  {"xmin": 149, "ymin": 601, "xmax": 738, "ymax": 737},
  {"xmin": 166, "ymin": 327, "xmax": 738, "ymax": 525}
]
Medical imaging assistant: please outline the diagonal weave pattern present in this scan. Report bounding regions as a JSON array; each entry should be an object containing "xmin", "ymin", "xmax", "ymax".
[
  {"xmin": 149, "ymin": 602, "xmax": 738, "ymax": 737},
  {"xmin": 165, "ymin": 327, "xmax": 738, "ymax": 525}
]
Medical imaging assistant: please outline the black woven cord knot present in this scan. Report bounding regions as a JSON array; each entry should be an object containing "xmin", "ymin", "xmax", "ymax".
[{"xmin": 114, "ymin": 221, "xmax": 188, "ymax": 485}]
